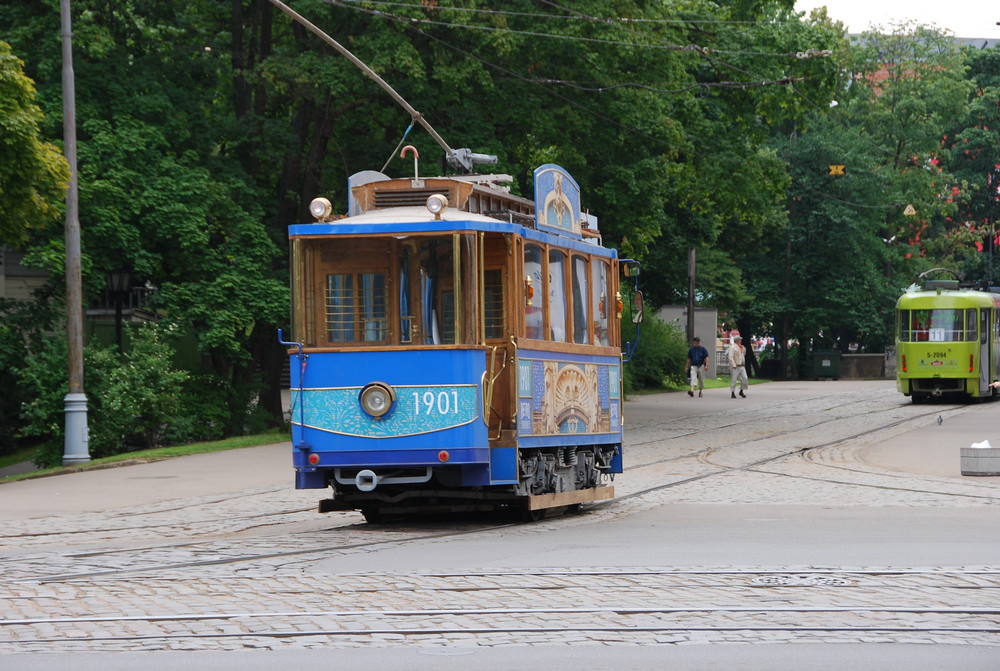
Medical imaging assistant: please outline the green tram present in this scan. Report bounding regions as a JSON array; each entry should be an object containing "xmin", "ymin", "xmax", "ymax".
[{"xmin": 896, "ymin": 279, "xmax": 1000, "ymax": 402}]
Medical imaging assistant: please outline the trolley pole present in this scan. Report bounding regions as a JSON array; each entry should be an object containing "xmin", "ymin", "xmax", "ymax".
[{"xmin": 61, "ymin": 0, "xmax": 89, "ymax": 465}]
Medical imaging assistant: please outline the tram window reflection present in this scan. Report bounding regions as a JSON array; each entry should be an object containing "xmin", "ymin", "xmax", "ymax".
[
  {"xmin": 549, "ymin": 250, "xmax": 567, "ymax": 342},
  {"xmin": 906, "ymin": 308, "xmax": 969, "ymax": 342},
  {"xmin": 591, "ymin": 259, "xmax": 609, "ymax": 346},
  {"xmin": 524, "ymin": 244, "xmax": 543, "ymax": 340},
  {"xmin": 571, "ymin": 255, "xmax": 589, "ymax": 344}
]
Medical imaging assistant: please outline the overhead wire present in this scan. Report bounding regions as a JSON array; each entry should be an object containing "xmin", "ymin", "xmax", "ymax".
[
  {"xmin": 341, "ymin": 0, "xmax": 807, "ymax": 26},
  {"xmin": 324, "ymin": 0, "xmax": 826, "ymax": 96},
  {"xmin": 327, "ymin": 0, "xmax": 829, "ymax": 59},
  {"xmin": 325, "ymin": 0, "xmax": 890, "ymax": 212}
]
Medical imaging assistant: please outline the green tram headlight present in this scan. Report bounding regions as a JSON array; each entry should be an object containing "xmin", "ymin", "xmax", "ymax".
[{"xmin": 359, "ymin": 382, "xmax": 397, "ymax": 418}]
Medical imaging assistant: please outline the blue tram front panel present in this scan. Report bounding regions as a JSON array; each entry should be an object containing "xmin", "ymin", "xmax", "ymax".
[{"xmin": 290, "ymin": 349, "xmax": 490, "ymax": 488}]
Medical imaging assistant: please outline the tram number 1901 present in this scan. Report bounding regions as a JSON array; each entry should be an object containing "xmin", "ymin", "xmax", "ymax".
[{"xmin": 413, "ymin": 390, "xmax": 460, "ymax": 415}]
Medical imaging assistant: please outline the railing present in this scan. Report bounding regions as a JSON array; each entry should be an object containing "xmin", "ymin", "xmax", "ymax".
[{"xmin": 89, "ymin": 286, "xmax": 158, "ymax": 311}]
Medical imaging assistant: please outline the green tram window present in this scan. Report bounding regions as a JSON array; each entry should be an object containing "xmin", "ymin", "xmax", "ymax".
[{"xmin": 899, "ymin": 308, "xmax": 978, "ymax": 342}]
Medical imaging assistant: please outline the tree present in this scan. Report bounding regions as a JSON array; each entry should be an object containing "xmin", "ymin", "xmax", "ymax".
[
  {"xmin": 936, "ymin": 45, "xmax": 1000, "ymax": 284},
  {"xmin": 0, "ymin": 40, "xmax": 68, "ymax": 246}
]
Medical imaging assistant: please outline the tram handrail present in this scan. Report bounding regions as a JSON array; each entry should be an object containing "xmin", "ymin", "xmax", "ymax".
[{"xmin": 277, "ymin": 329, "xmax": 309, "ymax": 450}]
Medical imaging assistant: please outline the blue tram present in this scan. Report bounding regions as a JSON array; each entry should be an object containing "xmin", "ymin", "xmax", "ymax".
[
  {"xmin": 282, "ymin": 159, "xmax": 639, "ymax": 521},
  {"xmin": 895, "ymin": 277, "xmax": 1000, "ymax": 402}
]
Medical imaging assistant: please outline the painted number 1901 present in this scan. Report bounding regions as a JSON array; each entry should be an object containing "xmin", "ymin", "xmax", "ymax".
[{"xmin": 413, "ymin": 391, "xmax": 459, "ymax": 415}]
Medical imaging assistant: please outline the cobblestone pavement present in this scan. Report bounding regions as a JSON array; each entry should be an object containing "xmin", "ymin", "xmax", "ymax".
[{"xmin": 2, "ymin": 381, "xmax": 999, "ymax": 653}]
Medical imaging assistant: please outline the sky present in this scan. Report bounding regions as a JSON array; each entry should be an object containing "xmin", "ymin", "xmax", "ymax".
[{"xmin": 794, "ymin": 1, "xmax": 1000, "ymax": 39}]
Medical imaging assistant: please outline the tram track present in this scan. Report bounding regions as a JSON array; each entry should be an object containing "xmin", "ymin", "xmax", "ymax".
[
  {"xmin": 2, "ymin": 388, "xmax": 992, "ymax": 585},
  {"xmin": 4, "ymin": 568, "xmax": 1000, "ymax": 650},
  {"xmin": 604, "ymin": 400, "xmax": 997, "ymax": 505}
]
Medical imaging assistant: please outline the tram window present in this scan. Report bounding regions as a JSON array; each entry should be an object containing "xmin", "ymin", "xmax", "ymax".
[
  {"xmin": 591, "ymin": 259, "xmax": 609, "ymax": 346},
  {"xmin": 484, "ymin": 269, "xmax": 505, "ymax": 339},
  {"xmin": 325, "ymin": 272, "xmax": 387, "ymax": 343},
  {"xmin": 977, "ymin": 309, "xmax": 986, "ymax": 344},
  {"xmin": 418, "ymin": 238, "xmax": 457, "ymax": 345},
  {"xmin": 326, "ymin": 274, "xmax": 354, "ymax": 342},
  {"xmin": 549, "ymin": 250, "xmax": 567, "ymax": 342},
  {"xmin": 439, "ymin": 290, "xmax": 455, "ymax": 343},
  {"xmin": 399, "ymin": 248, "xmax": 414, "ymax": 344},
  {"xmin": 906, "ymin": 308, "xmax": 966, "ymax": 342},
  {"xmin": 524, "ymin": 244, "xmax": 543, "ymax": 339},
  {"xmin": 571, "ymin": 255, "xmax": 589, "ymax": 344}
]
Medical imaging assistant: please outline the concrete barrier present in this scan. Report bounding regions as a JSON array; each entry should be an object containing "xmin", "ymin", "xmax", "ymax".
[{"xmin": 840, "ymin": 354, "xmax": 885, "ymax": 380}]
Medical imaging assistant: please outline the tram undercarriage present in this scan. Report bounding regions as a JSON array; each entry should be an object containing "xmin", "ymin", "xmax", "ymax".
[{"xmin": 316, "ymin": 445, "xmax": 618, "ymax": 522}]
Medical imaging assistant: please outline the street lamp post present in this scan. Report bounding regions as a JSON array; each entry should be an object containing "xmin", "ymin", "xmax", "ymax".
[
  {"xmin": 61, "ymin": 0, "xmax": 89, "ymax": 466},
  {"xmin": 106, "ymin": 269, "xmax": 132, "ymax": 353}
]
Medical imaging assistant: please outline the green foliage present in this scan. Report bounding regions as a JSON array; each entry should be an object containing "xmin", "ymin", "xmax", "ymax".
[
  {"xmin": 19, "ymin": 324, "xmax": 189, "ymax": 468},
  {"xmin": 622, "ymin": 316, "xmax": 689, "ymax": 394},
  {"xmin": 160, "ymin": 374, "xmax": 230, "ymax": 446},
  {"xmin": 0, "ymin": 40, "xmax": 68, "ymax": 245}
]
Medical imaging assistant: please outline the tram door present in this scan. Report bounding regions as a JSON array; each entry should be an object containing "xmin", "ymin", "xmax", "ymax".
[
  {"xmin": 483, "ymin": 233, "xmax": 516, "ymax": 445},
  {"xmin": 980, "ymin": 308, "xmax": 990, "ymax": 392}
]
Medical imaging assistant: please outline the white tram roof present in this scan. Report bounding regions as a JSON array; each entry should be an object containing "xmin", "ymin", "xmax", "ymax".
[{"xmin": 333, "ymin": 205, "xmax": 504, "ymax": 226}]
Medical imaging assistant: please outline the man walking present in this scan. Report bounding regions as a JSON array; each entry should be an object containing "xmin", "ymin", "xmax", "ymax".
[
  {"xmin": 685, "ymin": 336, "xmax": 710, "ymax": 397},
  {"xmin": 728, "ymin": 335, "xmax": 748, "ymax": 398}
]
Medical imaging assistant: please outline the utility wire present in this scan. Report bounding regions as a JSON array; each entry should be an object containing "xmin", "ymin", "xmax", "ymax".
[
  {"xmin": 327, "ymin": 0, "xmax": 831, "ymax": 59},
  {"xmin": 340, "ymin": 0, "xmax": 808, "ymax": 26}
]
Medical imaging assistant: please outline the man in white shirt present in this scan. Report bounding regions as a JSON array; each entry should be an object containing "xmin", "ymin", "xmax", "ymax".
[{"xmin": 728, "ymin": 335, "xmax": 748, "ymax": 399}]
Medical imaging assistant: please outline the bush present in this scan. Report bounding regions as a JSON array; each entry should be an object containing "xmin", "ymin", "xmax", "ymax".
[
  {"xmin": 622, "ymin": 315, "xmax": 688, "ymax": 394},
  {"xmin": 161, "ymin": 373, "xmax": 229, "ymax": 445},
  {"xmin": 19, "ymin": 323, "xmax": 188, "ymax": 468}
]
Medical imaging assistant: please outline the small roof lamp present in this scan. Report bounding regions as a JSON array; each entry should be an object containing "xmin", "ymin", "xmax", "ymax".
[
  {"xmin": 426, "ymin": 194, "xmax": 449, "ymax": 220},
  {"xmin": 309, "ymin": 197, "xmax": 333, "ymax": 222}
]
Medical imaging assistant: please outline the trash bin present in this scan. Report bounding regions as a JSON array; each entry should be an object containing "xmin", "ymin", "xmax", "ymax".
[{"xmin": 812, "ymin": 350, "xmax": 840, "ymax": 379}]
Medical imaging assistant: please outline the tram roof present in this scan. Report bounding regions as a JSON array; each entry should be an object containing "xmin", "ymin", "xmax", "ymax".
[
  {"xmin": 896, "ymin": 288, "xmax": 1000, "ymax": 308},
  {"xmin": 288, "ymin": 207, "xmax": 618, "ymax": 257}
]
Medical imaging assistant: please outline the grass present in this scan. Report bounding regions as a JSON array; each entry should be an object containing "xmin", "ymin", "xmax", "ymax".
[{"xmin": 0, "ymin": 428, "xmax": 290, "ymax": 484}]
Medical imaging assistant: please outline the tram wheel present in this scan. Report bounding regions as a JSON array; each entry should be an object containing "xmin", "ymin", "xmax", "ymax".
[
  {"xmin": 521, "ymin": 505, "xmax": 568, "ymax": 523},
  {"xmin": 522, "ymin": 508, "xmax": 545, "ymax": 523},
  {"xmin": 361, "ymin": 507, "xmax": 384, "ymax": 524}
]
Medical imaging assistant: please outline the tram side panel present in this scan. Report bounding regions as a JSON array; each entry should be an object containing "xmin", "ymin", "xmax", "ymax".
[{"xmin": 514, "ymin": 348, "xmax": 624, "ymax": 475}]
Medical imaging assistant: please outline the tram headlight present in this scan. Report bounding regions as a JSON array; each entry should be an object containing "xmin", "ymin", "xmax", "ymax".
[
  {"xmin": 309, "ymin": 197, "xmax": 333, "ymax": 221},
  {"xmin": 426, "ymin": 194, "xmax": 449, "ymax": 219},
  {"xmin": 359, "ymin": 382, "xmax": 396, "ymax": 418}
]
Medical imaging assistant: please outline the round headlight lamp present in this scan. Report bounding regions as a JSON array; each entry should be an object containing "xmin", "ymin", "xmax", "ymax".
[
  {"xmin": 359, "ymin": 382, "xmax": 396, "ymax": 418},
  {"xmin": 309, "ymin": 197, "xmax": 333, "ymax": 221},
  {"xmin": 425, "ymin": 194, "xmax": 449, "ymax": 219}
]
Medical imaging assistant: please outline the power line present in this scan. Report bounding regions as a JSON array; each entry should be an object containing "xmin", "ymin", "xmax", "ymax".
[
  {"xmin": 533, "ymin": 75, "xmax": 810, "ymax": 94},
  {"xmin": 340, "ymin": 0, "xmax": 807, "ymax": 26},
  {"xmin": 326, "ymin": 0, "xmax": 831, "ymax": 59}
]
